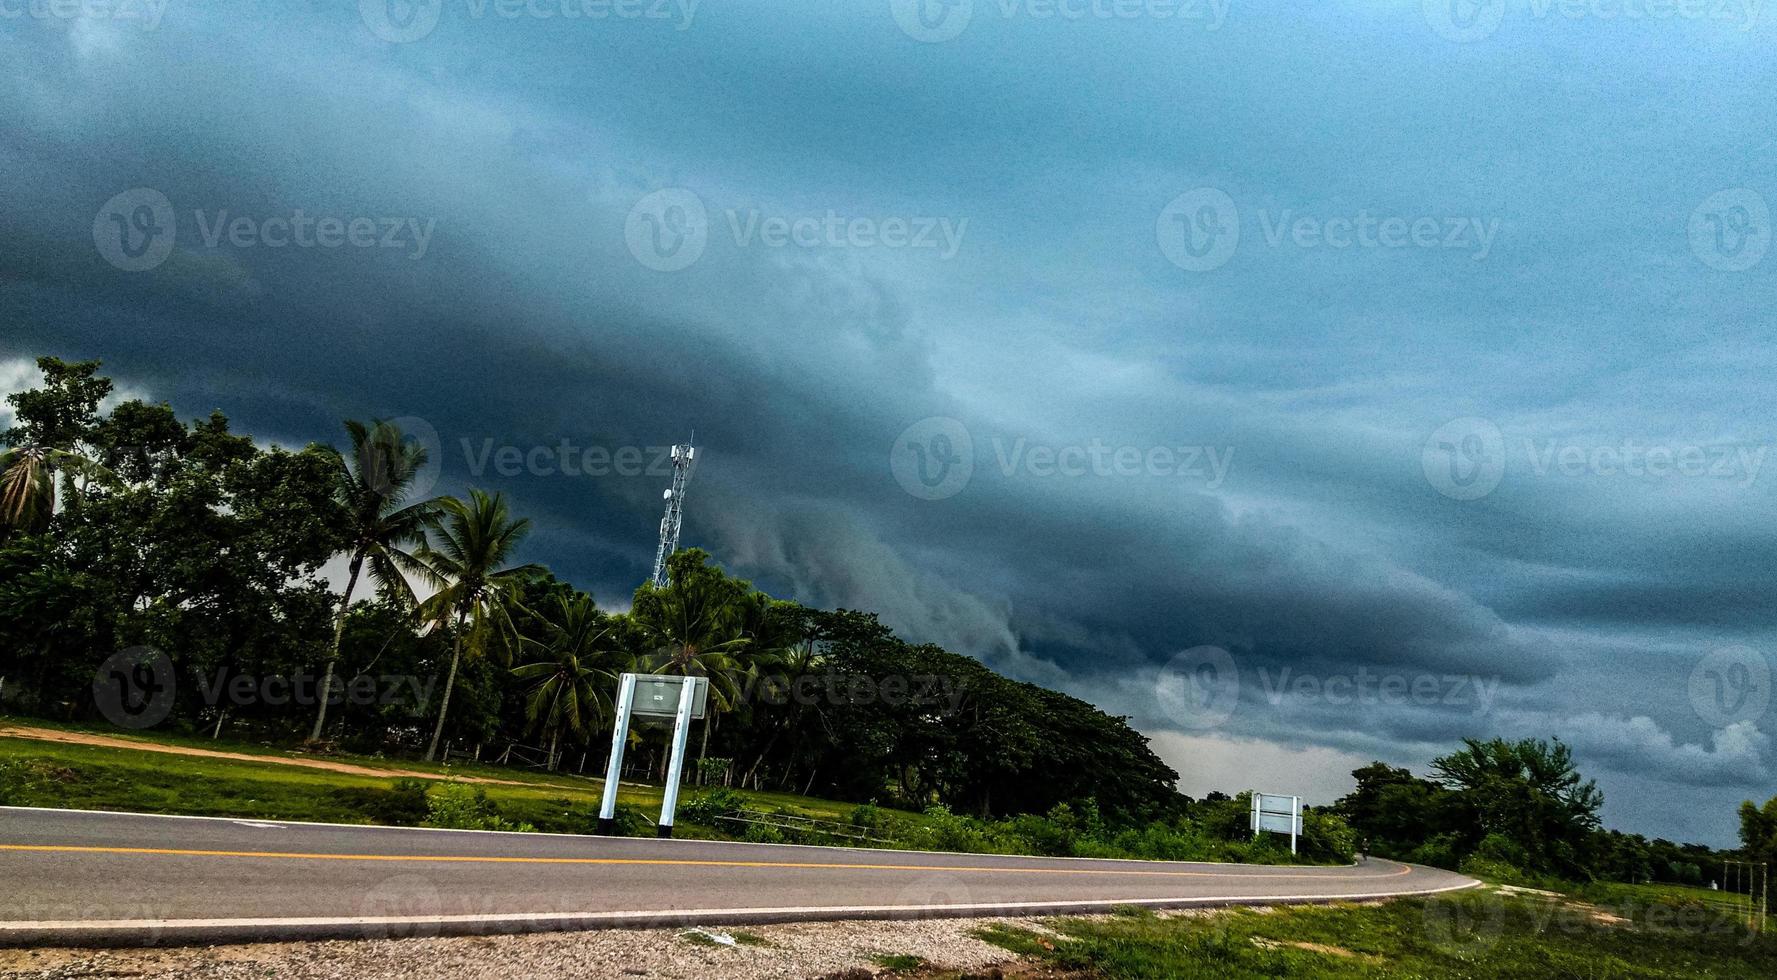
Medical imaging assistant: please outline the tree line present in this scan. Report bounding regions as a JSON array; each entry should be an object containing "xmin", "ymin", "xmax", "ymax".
[
  {"xmin": 1334, "ymin": 742, "xmax": 1776, "ymax": 891},
  {"xmin": 0, "ymin": 356, "xmax": 1182, "ymax": 826}
]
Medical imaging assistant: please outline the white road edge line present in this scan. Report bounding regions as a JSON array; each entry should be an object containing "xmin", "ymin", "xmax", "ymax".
[{"xmin": 0, "ymin": 879, "xmax": 1482, "ymax": 933}]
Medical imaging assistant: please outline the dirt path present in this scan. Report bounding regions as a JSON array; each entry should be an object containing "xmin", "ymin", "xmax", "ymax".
[{"xmin": 0, "ymin": 725, "xmax": 571, "ymax": 789}]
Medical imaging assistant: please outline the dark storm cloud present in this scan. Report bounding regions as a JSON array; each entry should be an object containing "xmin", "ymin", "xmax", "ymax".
[{"xmin": 3, "ymin": 0, "xmax": 1774, "ymax": 843}]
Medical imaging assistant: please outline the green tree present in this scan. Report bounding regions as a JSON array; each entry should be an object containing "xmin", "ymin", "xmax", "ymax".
[
  {"xmin": 1336, "ymin": 762, "xmax": 1455, "ymax": 858},
  {"xmin": 629, "ymin": 549, "xmax": 753, "ymax": 709},
  {"xmin": 512, "ymin": 593, "xmax": 621, "ymax": 769},
  {"xmin": 1431, "ymin": 737, "xmax": 1603, "ymax": 876},
  {"xmin": 308, "ymin": 420, "xmax": 440, "ymax": 742},
  {"xmin": 1740, "ymin": 795, "xmax": 1777, "ymax": 865},
  {"xmin": 1, "ymin": 358, "xmax": 118, "ymax": 537},
  {"xmin": 409, "ymin": 490, "xmax": 544, "ymax": 761}
]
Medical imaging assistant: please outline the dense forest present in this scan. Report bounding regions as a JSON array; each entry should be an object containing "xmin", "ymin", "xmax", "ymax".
[{"xmin": 2, "ymin": 355, "xmax": 1770, "ymax": 883}]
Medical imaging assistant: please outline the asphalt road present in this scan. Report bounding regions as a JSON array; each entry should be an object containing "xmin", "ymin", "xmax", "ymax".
[{"xmin": 0, "ymin": 806, "xmax": 1477, "ymax": 946}]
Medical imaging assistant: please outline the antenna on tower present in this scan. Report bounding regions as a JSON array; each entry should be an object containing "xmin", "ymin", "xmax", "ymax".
[{"xmin": 650, "ymin": 439, "xmax": 696, "ymax": 589}]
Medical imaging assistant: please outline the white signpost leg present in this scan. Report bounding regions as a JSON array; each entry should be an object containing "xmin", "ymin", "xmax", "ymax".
[
  {"xmin": 597, "ymin": 673, "xmax": 638, "ymax": 835},
  {"xmin": 1291, "ymin": 796, "xmax": 1300, "ymax": 855},
  {"xmin": 656, "ymin": 678, "xmax": 700, "ymax": 838}
]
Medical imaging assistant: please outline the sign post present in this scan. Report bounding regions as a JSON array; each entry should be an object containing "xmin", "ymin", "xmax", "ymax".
[
  {"xmin": 596, "ymin": 673, "xmax": 638, "ymax": 835},
  {"xmin": 655, "ymin": 676, "xmax": 704, "ymax": 838},
  {"xmin": 1250, "ymin": 792, "xmax": 1303, "ymax": 855},
  {"xmin": 597, "ymin": 673, "xmax": 708, "ymax": 837}
]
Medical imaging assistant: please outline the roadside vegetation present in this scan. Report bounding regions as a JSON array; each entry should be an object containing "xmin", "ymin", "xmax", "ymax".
[{"xmin": 977, "ymin": 880, "xmax": 1776, "ymax": 978}]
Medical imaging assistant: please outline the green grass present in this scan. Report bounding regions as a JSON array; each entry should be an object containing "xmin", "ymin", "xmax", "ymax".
[
  {"xmin": 872, "ymin": 953, "xmax": 926, "ymax": 972},
  {"xmin": 976, "ymin": 884, "xmax": 1777, "ymax": 978},
  {"xmin": 0, "ymin": 729, "xmax": 875, "ymax": 837}
]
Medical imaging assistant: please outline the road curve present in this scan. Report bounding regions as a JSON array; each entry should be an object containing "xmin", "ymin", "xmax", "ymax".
[{"xmin": 0, "ymin": 807, "xmax": 1477, "ymax": 947}]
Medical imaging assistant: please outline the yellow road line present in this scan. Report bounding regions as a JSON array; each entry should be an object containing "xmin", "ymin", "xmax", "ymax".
[{"xmin": 0, "ymin": 844, "xmax": 1411, "ymax": 880}]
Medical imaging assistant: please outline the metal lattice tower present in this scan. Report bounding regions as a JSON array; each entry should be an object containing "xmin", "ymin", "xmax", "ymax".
[{"xmin": 650, "ymin": 442, "xmax": 696, "ymax": 588}]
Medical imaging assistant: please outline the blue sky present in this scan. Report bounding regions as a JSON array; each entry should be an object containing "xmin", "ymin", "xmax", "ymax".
[{"xmin": 3, "ymin": 0, "xmax": 1774, "ymax": 844}]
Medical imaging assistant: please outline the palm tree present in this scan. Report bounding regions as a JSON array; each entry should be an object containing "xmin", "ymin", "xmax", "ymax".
[
  {"xmin": 409, "ymin": 490, "xmax": 545, "ymax": 761},
  {"xmin": 512, "ymin": 593, "xmax": 621, "ymax": 770},
  {"xmin": 629, "ymin": 549, "xmax": 752, "ymax": 710},
  {"xmin": 630, "ymin": 550, "xmax": 774, "ymax": 785},
  {"xmin": 308, "ymin": 420, "xmax": 440, "ymax": 742},
  {"xmin": 739, "ymin": 606, "xmax": 820, "ymax": 789},
  {"xmin": 0, "ymin": 445, "xmax": 115, "ymax": 537}
]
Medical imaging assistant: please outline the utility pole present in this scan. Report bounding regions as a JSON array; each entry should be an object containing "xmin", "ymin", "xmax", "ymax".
[{"xmin": 650, "ymin": 442, "xmax": 696, "ymax": 588}]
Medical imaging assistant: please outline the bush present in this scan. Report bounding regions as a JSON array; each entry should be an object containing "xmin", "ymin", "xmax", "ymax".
[
  {"xmin": 332, "ymin": 778, "xmax": 429, "ymax": 826},
  {"xmin": 849, "ymin": 802, "xmax": 884, "ymax": 831},
  {"xmin": 1301, "ymin": 810, "xmax": 1357, "ymax": 863},
  {"xmin": 680, "ymin": 788, "xmax": 746, "ymax": 826},
  {"xmin": 1008, "ymin": 804, "xmax": 1080, "ymax": 857},
  {"xmin": 915, "ymin": 805, "xmax": 1019, "ymax": 854},
  {"xmin": 1406, "ymin": 832, "xmax": 1465, "ymax": 870},
  {"xmin": 695, "ymin": 757, "xmax": 732, "ymax": 784},
  {"xmin": 1473, "ymin": 832, "xmax": 1532, "ymax": 868},
  {"xmin": 423, "ymin": 782, "xmax": 535, "ymax": 833},
  {"xmin": 743, "ymin": 821, "xmax": 787, "ymax": 844}
]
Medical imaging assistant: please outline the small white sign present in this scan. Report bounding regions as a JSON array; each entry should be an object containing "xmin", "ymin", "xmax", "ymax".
[{"xmin": 1250, "ymin": 792, "xmax": 1303, "ymax": 854}]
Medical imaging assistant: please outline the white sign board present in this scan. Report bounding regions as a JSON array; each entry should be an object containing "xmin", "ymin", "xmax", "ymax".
[
  {"xmin": 632, "ymin": 674, "xmax": 709, "ymax": 719},
  {"xmin": 1250, "ymin": 792, "xmax": 1303, "ymax": 854}
]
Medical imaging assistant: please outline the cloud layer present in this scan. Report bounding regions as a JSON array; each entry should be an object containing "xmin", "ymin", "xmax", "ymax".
[{"xmin": 3, "ymin": 0, "xmax": 1774, "ymax": 844}]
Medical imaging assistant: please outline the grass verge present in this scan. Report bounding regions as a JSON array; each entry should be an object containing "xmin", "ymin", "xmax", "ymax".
[{"xmin": 976, "ymin": 881, "xmax": 1776, "ymax": 978}]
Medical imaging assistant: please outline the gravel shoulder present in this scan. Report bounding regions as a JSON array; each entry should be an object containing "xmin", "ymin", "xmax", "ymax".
[{"xmin": 0, "ymin": 914, "xmax": 1057, "ymax": 979}]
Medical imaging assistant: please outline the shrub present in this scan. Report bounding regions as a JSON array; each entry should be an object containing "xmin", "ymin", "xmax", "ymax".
[
  {"xmin": 423, "ymin": 782, "xmax": 534, "ymax": 833},
  {"xmin": 333, "ymin": 778, "xmax": 429, "ymax": 826},
  {"xmin": 849, "ymin": 802, "xmax": 884, "ymax": 831},
  {"xmin": 695, "ymin": 757, "xmax": 731, "ymax": 784},
  {"xmin": 680, "ymin": 787, "xmax": 746, "ymax": 826},
  {"xmin": 1301, "ymin": 810, "xmax": 1357, "ymax": 863},
  {"xmin": 1406, "ymin": 832, "xmax": 1465, "ymax": 870},
  {"xmin": 912, "ymin": 805, "xmax": 1023, "ymax": 854},
  {"xmin": 1007, "ymin": 804, "xmax": 1079, "ymax": 857},
  {"xmin": 743, "ymin": 821, "xmax": 786, "ymax": 844},
  {"xmin": 1473, "ymin": 832, "xmax": 1531, "ymax": 868}
]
